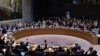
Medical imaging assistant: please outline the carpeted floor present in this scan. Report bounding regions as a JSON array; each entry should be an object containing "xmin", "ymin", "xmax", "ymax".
[{"xmin": 17, "ymin": 34, "xmax": 100, "ymax": 56}]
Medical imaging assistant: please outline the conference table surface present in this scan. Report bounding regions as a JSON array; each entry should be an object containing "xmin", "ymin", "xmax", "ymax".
[{"xmin": 12, "ymin": 28, "xmax": 99, "ymax": 45}]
